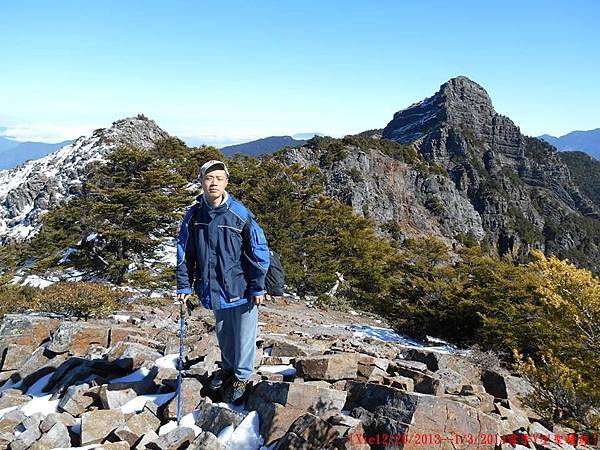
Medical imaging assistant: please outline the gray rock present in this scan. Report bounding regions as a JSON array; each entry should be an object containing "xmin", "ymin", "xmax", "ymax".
[
  {"xmin": 40, "ymin": 412, "xmax": 76, "ymax": 432},
  {"xmin": 58, "ymin": 383, "xmax": 95, "ymax": 416},
  {"xmin": 126, "ymin": 410, "xmax": 161, "ymax": 437},
  {"xmin": 10, "ymin": 425, "xmax": 42, "ymax": 450},
  {"xmin": 432, "ymin": 368, "xmax": 467, "ymax": 394},
  {"xmin": 106, "ymin": 341, "xmax": 162, "ymax": 371},
  {"xmin": 35, "ymin": 421, "xmax": 71, "ymax": 448},
  {"xmin": 162, "ymin": 378, "xmax": 204, "ymax": 420},
  {"xmin": 134, "ymin": 430, "xmax": 159, "ymax": 450},
  {"xmin": 21, "ymin": 412, "xmax": 44, "ymax": 430},
  {"xmin": 0, "ymin": 389, "xmax": 31, "ymax": 409},
  {"xmin": 263, "ymin": 336, "xmax": 321, "ymax": 357},
  {"xmin": 99, "ymin": 385, "xmax": 138, "ymax": 409},
  {"xmin": 188, "ymin": 430, "xmax": 227, "ymax": 450},
  {"xmin": 248, "ymin": 381, "xmax": 347, "ymax": 444},
  {"xmin": 47, "ymin": 322, "xmax": 109, "ymax": 356},
  {"xmin": 80, "ymin": 409, "xmax": 126, "ymax": 445},
  {"xmin": 0, "ymin": 409, "xmax": 26, "ymax": 433},
  {"xmin": 145, "ymin": 426, "xmax": 195, "ymax": 450},
  {"xmin": 194, "ymin": 403, "xmax": 244, "ymax": 435}
]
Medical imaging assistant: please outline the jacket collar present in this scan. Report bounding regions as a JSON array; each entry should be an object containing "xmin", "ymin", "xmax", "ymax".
[{"xmin": 196, "ymin": 190, "xmax": 230, "ymax": 211}]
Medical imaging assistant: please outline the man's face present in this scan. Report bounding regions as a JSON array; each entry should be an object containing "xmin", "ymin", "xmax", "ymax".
[{"xmin": 202, "ymin": 168, "xmax": 228, "ymax": 201}]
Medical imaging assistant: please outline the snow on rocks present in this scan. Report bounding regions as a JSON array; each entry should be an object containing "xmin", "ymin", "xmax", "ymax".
[{"xmin": 0, "ymin": 300, "xmax": 548, "ymax": 450}]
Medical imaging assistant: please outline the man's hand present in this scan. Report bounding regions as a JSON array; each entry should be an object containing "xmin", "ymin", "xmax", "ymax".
[
  {"xmin": 175, "ymin": 293, "xmax": 191, "ymax": 318},
  {"xmin": 176, "ymin": 293, "xmax": 190, "ymax": 304},
  {"xmin": 252, "ymin": 294, "xmax": 265, "ymax": 306}
]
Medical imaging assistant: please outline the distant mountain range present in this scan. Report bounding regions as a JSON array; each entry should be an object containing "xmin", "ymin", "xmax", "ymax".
[
  {"xmin": 539, "ymin": 129, "xmax": 600, "ymax": 160},
  {"xmin": 220, "ymin": 134, "xmax": 321, "ymax": 157},
  {"xmin": 0, "ymin": 135, "xmax": 74, "ymax": 170}
]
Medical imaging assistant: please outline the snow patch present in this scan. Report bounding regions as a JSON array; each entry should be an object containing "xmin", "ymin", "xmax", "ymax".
[
  {"xmin": 108, "ymin": 367, "xmax": 150, "ymax": 384},
  {"xmin": 155, "ymin": 353, "xmax": 179, "ymax": 370},
  {"xmin": 120, "ymin": 392, "xmax": 176, "ymax": 414},
  {"xmin": 258, "ymin": 365, "xmax": 296, "ymax": 377}
]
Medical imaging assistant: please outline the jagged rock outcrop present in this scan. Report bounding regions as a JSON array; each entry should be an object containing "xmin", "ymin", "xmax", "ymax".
[
  {"xmin": 383, "ymin": 76, "xmax": 600, "ymax": 271},
  {"xmin": 283, "ymin": 76, "xmax": 600, "ymax": 271},
  {"xmin": 282, "ymin": 142, "xmax": 485, "ymax": 248},
  {"xmin": 0, "ymin": 115, "xmax": 169, "ymax": 244}
]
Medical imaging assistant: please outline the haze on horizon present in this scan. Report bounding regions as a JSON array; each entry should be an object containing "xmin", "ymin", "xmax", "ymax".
[{"xmin": 1, "ymin": 0, "xmax": 598, "ymax": 147}]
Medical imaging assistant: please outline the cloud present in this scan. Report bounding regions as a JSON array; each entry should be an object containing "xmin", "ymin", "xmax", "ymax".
[{"xmin": 0, "ymin": 123, "xmax": 99, "ymax": 143}]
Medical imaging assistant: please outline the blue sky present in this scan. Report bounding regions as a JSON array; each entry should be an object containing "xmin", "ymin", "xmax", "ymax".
[{"xmin": 0, "ymin": 0, "xmax": 598, "ymax": 146}]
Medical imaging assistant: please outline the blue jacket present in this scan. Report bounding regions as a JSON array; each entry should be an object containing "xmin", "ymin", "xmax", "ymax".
[{"xmin": 176, "ymin": 190, "xmax": 270, "ymax": 310}]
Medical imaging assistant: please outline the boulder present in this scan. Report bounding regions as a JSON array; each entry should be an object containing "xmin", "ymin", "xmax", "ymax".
[
  {"xmin": 34, "ymin": 421, "xmax": 71, "ymax": 449},
  {"xmin": 1, "ymin": 343, "xmax": 35, "ymax": 371},
  {"xmin": 0, "ymin": 389, "xmax": 31, "ymax": 409},
  {"xmin": 263, "ymin": 336, "xmax": 321, "ymax": 357},
  {"xmin": 10, "ymin": 414, "xmax": 43, "ymax": 450},
  {"xmin": 0, "ymin": 409, "xmax": 26, "ymax": 433},
  {"xmin": 134, "ymin": 430, "xmax": 159, "ymax": 450},
  {"xmin": 99, "ymin": 385, "xmax": 138, "ymax": 409},
  {"xmin": 109, "ymin": 326, "xmax": 149, "ymax": 347},
  {"xmin": 295, "ymin": 353, "xmax": 358, "ymax": 381},
  {"xmin": 193, "ymin": 403, "xmax": 244, "ymax": 435},
  {"xmin": 47, "ymin": 322, "xmax": 109, "ymax": 356},
  {"xmin": 113, "ymin": 425, "xmax": 141, "ymax": 447},
  {"xmin": 126, "ymin": 410, "xmax": 161, "ymax": 437},
  {"xmin": 145, "ymin": 427, "xmax": 195, "ymax": 450},
  {"xmin": 106, "ymin": 341, "xmax": 162, "ymax": 371},
  {"xmin": 277, "ymin": 413, "xmax": 339, "ymax": 449},
  {"xmin": 432, "ymin": 368, "xmax": 467, "ymax": 394},
  {"xmin": 247, "ymin": 380, "xmax": 347, "ymax": 444},
  {"xmin": 11, "ymin": 429, "xmax": 42, "ymax": 450},
  {"xmin": 58, "ymin": 383, "xmax": 95, "ymax": 416},
  {"xmin": 382, "ymin": 376, "xmax": 414, "ymax": 392},
  {"xmin": 188, "ymin": 430, "xmax": 227, "ymax": 450},
  {"xmin": 80, "ymin": 409, "xmax": 126, "ymax": 445},
  {"xmin": 0, "ymin": 314, "xmax": 59, "ymax": 348},
  {"xmin": 162, "ymin": 378, "xmax": 204, "ymax": 420},
  {"xmin": 327, "ymin": 414, "xmax": 371, "ymax": 450},
  {"xmin": 40, "ymin": 412, "xmax": 76, "ymax": 432},
  {"xmin": 390, "ymin": 366, "xmax": 445, "ymax": 395},
  {"xmin": 356, "ymin": 354, "xmax": 390, "ymax": 383},
  {"xmin": 345, "ymin": 381, "xmax": 503, "ymax": 450},
  {"xmin": 401, "ymin": 348, "xmax": 482, "ymax": 385}
]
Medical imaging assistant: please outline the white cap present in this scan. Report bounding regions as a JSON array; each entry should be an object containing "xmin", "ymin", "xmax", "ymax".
[{"xmin": 200, "ymin": 160, "xmax": 229, "ymax": 177}]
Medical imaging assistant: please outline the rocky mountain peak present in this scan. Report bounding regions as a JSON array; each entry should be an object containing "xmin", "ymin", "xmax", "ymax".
[
  {"xmin": 0, "ymin": 115, "xmax": 169, "ymax": 243},
  {"xmin": 380, "ymin": 76, "xmax": 600, "ymax": 270},
  {"xmin": 89, "ymin": 114, "xmax": 170, "ymax": 149},
  {"xmin": 440, "ymin": 76, "xmax": 494, "ymax": 111},
  {"xmin": 382, "ymin": 75, "xmax": 503, "ymax": 147}
]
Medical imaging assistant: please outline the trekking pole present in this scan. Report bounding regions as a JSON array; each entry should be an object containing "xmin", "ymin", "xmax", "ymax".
[{"xmin": 176, "ymin": 299, "xmax": 185, "ymax": 426}]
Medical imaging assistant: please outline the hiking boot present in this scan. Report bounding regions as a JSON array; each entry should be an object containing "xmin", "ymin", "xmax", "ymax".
[
  {"xmin": 226, "ymin": 377, "xmax": 250, "ymax": 405},
  {"xmin": 210, "ymin": 368, "xmax": 233, "ymax": 390}
]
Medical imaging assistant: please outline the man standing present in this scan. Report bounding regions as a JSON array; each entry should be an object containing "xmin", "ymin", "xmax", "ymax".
[{"xmin": 175, "ymin": 160, "xmax": 270, "ymax": 403}]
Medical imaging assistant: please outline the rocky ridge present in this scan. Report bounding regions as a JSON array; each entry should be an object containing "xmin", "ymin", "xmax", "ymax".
[
  {"xmin": 0, "ymin": 115, "xmax": 169, "ymax": 244},
  {"xmin": 0, "ymin": 298, "xmax": 592, "ymax": 450},
  {"xmin": 283, "ymin": 76, "xmax": 600, "ymax": 271}
]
